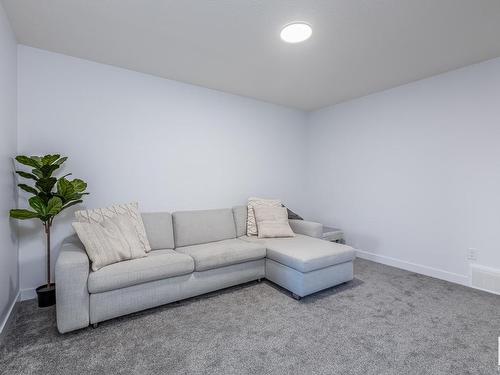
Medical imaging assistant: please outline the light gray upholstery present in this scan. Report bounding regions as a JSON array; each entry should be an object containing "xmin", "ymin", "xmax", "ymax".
[
  {"xmin": 176, "ymin": 238, "xmax": 266, "ymax": 272},
  {"xmin": 289, "ymin": 219, "xmax": 323, "ymax": 238},
  {"xmin": 173, "ymin": 208, "xmax": 236, "ymax": 247},
  {"xmin": 90, "ymin": 259, "xmax": 265, "ymax": 323},
  {"xmin": 87, "ymin": 249, "xmax": 194, "ymax": 293},
  {"xmin": 57, "ymin": 207, "xmax": 355, "ymax": 333},
  {"xmin": 265, "ymin": 258, "xmax": 353, "ymax": 297},
  {"xmin": 232, "ymin": 205, "xmax": 247, "ymax": 237},
  {"xmin": 141, "ymin": 212, "xmax": 175, "ymax": 250},
  {"xmin": 241, "ymin": 234, "xmax": 354, "ymax": 273},
  {"xmin": 55, "ymin": 235, "xmax": 90, "ymax": 333}
]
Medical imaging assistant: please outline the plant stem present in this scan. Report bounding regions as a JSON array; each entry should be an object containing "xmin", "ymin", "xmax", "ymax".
[{"xmin": 45, "ymin": 222, "xmax": 51, "ymax": 288}]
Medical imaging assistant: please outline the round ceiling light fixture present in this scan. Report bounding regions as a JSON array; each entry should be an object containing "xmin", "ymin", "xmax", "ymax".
[{"xmin": 280, "ymin": 22, "xmax": 312, "ymax": 43}]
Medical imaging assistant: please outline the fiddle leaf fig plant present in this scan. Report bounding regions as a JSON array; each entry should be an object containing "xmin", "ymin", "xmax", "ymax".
[{"xmin": 10, "ymin": 154, "xmax": 89, "ymax": 288}]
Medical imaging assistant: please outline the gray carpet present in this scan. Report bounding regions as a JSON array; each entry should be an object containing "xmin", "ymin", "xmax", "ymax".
[{"xmin": 1, "ymin": 259, "xmax": 499, "ymax": 375}]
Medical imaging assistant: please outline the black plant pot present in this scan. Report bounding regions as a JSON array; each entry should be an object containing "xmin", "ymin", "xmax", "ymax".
[{"xmin": 36, "ymin": 283, "xmax": 56, "ymax": 307}]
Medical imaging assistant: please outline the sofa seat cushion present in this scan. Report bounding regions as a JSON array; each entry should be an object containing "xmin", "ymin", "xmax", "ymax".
[
  {"xmin": 241, "ymin": 234, "xmax": 355, "ymax": 273},
  {"xmin": 88, "ymin": 249, "xmax": 194, "ymax": 293},
  {"xmin": 176, "ymin": 239, "xmax": 266, "ymax": 272}
]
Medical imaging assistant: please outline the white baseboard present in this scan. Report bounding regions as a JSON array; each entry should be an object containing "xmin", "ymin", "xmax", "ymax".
[
  {"xmin": 0, "ymin": 290, "xmax": 20, "ymax": 344},
  {"xmin": 20, "ymin": 288, "xmax": 36, "ymax": 301},
  {"xmin": 356, "ymin": 249, "xmax": 470, "ymax": 287}
]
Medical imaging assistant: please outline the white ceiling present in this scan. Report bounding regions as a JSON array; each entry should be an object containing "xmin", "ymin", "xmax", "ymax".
[{"xmin": 3, "ymin": 0, "xmax": 500, "ymax": 110}]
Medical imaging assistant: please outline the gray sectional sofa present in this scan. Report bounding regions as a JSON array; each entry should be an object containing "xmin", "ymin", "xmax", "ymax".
[{"xmin": 55, "ymin": 206, "xmax": 355, "ymax": 333}]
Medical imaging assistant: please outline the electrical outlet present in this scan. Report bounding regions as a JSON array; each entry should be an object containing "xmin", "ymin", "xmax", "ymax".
[{"xmin": 467, "ymin": 248, "xmax": 478, "ymax": 261}]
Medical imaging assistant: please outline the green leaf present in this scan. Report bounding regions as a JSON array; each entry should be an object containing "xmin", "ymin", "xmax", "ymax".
[
  {"xmin": 35, "ymin": 177, "xmax": 57, "ymax": 194},
  {"xmin": 32, "ymin": 169, "xmax": 43, "ymax": 179},
  {"xmin": 46, "ymin": 197, "xmax": 63, "ymax": 215},
  {"xmin": 57, "ymin": 178, "xmax": 75, "ymax": 200},
  {"xmin": 39, "ymin": 164, "xmax": 60, "ymax": 177},
  {"xmin": 41, "ymin": 154, "xmax": 60, "ymax": 165},
  {"xmin": 37, "ymin": 192, "xmax": 52, "ymax": 205},
  {"xmin": 29, "ymin": 196, "xmax": 47, "ymax": 215},
  {"xmin": 71, "ymin": 179, "xmax": 87, "ymax": 193},
  {"xmin": 55, "ymin": 157, "xmax": 68, "ymax": 165},
  {"xmin": 15, "ymin": 155, "xmax": 41, "ymax": 168},
  {"xmin": 16, "ymin": 171, "xmax": 38, "ymax": 181},
  {"xmin": 9, "ymin": 209, "xmax": 40, "ymax": 220},
  {"xmin": 60, "ymin": 199, "xmax": 83, "ymax": 212},
  {"xmin": 18, "ymin": 184, "xmax": 38, "ymax": 195}
]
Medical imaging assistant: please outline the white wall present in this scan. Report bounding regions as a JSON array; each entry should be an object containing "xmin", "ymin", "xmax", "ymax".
[
  {"xmin": 16, "ymin": 44, "xmax": 500, "ymax": 296},
  {"xmin": 0, "ymin": 2, "xmax": 18, "ymax": 334},
  {"xmin": 307, "ymin": 57, "xmax": 500, "ymax": 285},
  {"xmin": 17, "ymin": 46, "xmax": 307, "ymax": 295}
]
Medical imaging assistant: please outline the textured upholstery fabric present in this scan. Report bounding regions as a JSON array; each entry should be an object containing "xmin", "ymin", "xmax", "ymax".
[
  {"xmin": 265, "ymin": 258, "xmax": 353, "ymax": 297},
  {"xmin": 232, "ymin": 205, "xmax": 247, "ymax": 237},
  {"xmin": 172, "ymin": 209, "xmax": 236, "ymax": 247},
  {"xmin": 72, "ymin": 216, "xmax": 146, "ymax": 271},
  {"xmin": 141, "ymin": 212, "xmax": 175, "ymax": 250},
  {"xmin": 241, "ymin": 234, "xmax": 355, "ymax": 273},
  {"xmin": 90, "ymin": 260, "xmax": 265, "ymax": 323},
  {"xmin": 246, "ymin": 197, "xmax": 281, "ymax": 236},
  {"xmin": 55, "ymin": 235, "xmax": 90, "ymax": 333},
  {"xmin": 88, "ymin": 250, "xmax": 194, "ymax": 293},
  {"xmin": 75, "ymin": 202, "xmax": 151, "ymax": 252},
  {"xmin": 254, "ymin": 206, "xmax": 294, "ymax": 238},
  {"xmin": 288, "ymin": 220, "xmax": 323, "ymax": 238},
  {"xmin": 176, "ymin": 239, "xmax": 266, "ymax": 272},
  {"xmin": 56, "ymin": 207, "xmax": 356, "ymax": 333}
]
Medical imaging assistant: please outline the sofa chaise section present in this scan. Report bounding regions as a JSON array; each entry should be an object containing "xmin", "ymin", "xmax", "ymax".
[
  {"xmin": 263, "ymin": 234, "xmax": 354, "ymax": 273},
  {"xmin": 263, "ymin": 236, "xmax": 354, "ymax": 298},
  {"xmin": 233, "ymin": 206, "xmax": 355, "ymax": 299},
  {"xmin": 241, "ymin": 234, "xmax": 355, "ymax": 299}
]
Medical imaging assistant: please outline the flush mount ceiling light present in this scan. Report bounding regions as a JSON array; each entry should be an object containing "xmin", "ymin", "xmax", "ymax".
[{"xmin": 280, "ymin": 22, "xmax": 312, "ymax": 43}]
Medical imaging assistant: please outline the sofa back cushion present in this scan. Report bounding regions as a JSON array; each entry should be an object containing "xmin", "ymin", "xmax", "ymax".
[
  {"xmin": 141, "ymin": 212, "xmax": 175, "ymax": 250},
  {"xmin": 173, "ymin": 208, "xmax": 236, "ymax": 247},
  {"xmin": 232, "ymin": 206, "xmax": 247, "ymax": 237}
]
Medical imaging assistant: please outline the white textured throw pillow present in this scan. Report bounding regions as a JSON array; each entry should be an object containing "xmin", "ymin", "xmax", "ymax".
[
  {"xmin": 108, "ymin": 215, "xmax": 147, "ymax": 260},
  {"xmin": 247, "ymin": 197, "xmax": 281, "ymax": 236},
  {"xmin": 75, "ymin": 202, "xmax": 151, "ymax": 252},
  {"xmin": 253, "ymin": 206, "xmax": 295, "ymax": 238},
  {"xmin": 72, "ymin": 216, "xmax": 146, "ymax": 271}
]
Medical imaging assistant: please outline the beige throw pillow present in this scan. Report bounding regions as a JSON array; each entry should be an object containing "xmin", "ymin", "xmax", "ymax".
[
  {"xmin": 254, "ymin": 206, "xmax": 295, "ymax": 238},
  {"xmin": 247, "ymin": 197, "xmax": 281, "ymax": 236},
  {"xmin": 109, "ymin": 215, "xmax": 147, "ymax": 260},
  {"xmin": 72, "ymin": 216, "xmax": 146, "ymax": 271},
  {"xmin": 75, "ymin": 202, "xmax": 151, "ymax": 252}
]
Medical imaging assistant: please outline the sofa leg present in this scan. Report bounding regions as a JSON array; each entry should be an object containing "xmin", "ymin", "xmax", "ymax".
[
  {"xmin": 291, "ymin": 293, "xmax": 301, "ymax": 301},
  {"xmin": 92, "ymin": 323, "xmax": 98, "ymax": 329}
]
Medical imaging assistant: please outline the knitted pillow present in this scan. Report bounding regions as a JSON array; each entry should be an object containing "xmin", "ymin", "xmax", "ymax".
[{"xmin": 75, "ymin": 202, "xmax": 151, "ymax": 252}]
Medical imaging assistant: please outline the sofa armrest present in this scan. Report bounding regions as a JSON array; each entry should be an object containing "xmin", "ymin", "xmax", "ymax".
[
  {"xmin": 289, "ymin": 220, "xmax": 323, "ymax": 238},
  {"xmin": 55, "ymin": 235, "xmax": 90, "ymax": 333}
]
